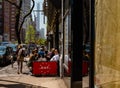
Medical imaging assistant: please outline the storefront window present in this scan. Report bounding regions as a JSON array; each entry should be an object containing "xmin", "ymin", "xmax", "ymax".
[{"xmin": 63, "ymin": 9, "xmax": 71, "ymax": 88}]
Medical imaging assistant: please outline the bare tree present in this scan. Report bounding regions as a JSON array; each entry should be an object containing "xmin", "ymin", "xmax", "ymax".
[{"xmin": 4, "ymin": 0, "xmax": 35, "ymax": 44}]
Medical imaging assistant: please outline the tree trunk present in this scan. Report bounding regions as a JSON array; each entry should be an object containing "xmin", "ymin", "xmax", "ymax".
[
  {"xmin": 15, "ymin": 9, "xmax": 21, "ymax": 44},
  {"xmin": 15, "ymin": 13, "xmax": 21, "ymax": 44},
  {"xmin": 5, "ymin": 0, "xmax": 35, "ymax": 44},
  {"xmin": 15, "ymin": 0, "xmax": 22, "ymax": 44}
]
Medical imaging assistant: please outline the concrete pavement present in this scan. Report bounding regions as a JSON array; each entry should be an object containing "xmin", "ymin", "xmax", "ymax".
[
  {"xmin": 0, "ymin": 60, "xmax": 89, "ymax": 88},
  {"xmin": 0, "ymin": 62, "xmax": 67, "ymax": 88}
]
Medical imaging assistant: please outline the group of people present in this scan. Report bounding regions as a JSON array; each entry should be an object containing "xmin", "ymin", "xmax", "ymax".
[
  {"xmin": 27, "ymin": 47, "xmax": 60, "ymax": 72},
  {"xmin": 16, "ymin": 44, "xmax": 60, "ymax": 74}
]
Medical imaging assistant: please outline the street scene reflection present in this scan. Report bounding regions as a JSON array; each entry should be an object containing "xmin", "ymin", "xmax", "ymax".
[{"xmin": 0, "ymin": 0, "xmax": 95, "ymax": 88}]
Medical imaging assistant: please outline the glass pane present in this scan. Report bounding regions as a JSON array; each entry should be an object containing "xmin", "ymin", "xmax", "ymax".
[{"xmin": 63, "ymin": 10, "xmax": 71, "ymax": 88}]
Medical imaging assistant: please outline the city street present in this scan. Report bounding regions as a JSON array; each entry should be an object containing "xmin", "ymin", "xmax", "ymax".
[{"xmin": 0, "ymin": 61, "xmax": 67, "ymax": 88}]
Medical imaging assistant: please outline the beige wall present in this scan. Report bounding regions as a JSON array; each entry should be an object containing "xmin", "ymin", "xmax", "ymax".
[{"xmin": 95, "ymin": 0, "xmax": 120, "ymax": 87}]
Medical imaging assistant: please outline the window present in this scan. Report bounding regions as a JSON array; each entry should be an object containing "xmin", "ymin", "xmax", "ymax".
[
  {"xmin": 0, "ymin": 10, "xmax": 2, "ymax": 14},
  {"xmin": 11, "ymin": 39, "xmax": 15, "ymax": 41},
  {"xmin": 0, "ymin": 22, "xmax": 2, "ymax": 26},
  {"xmin": 11, "ymin": 15, "xmax": 15, "ymax": 18},
  {"xmin": 11, "ymin": 29, "xmax": 15, "ymax": 31},
  {"xmin": 11, "ymin": 25, "xmax": 15, "ymax": 28},
  {"xmin": 11, "ymin": 22, "xmax": 15, "ymax": 25},
  {"xmin": 11, "ymin": 35, "xmax": 15, "ymax": 39},
  {"xmin": 12, "ymin": 5, "xmax": 15, "ymax": 8},
  {"xmin": 11, "ymin": 8, "xmax": 15, "ymax": 11},
  {"xmin": 0, "ymin": 5, "xmax": 2, "ymax": 8},
  {"xmin": 0, "ymin": 18, "xmax": 2, "ymax": 22},
  {"xmin": 11, "ymin": 18, "xmax": 15, "ymax": 21},
  {"xmin": 11, "ymin": 11, "xmax": 15, "ymax": 14}
]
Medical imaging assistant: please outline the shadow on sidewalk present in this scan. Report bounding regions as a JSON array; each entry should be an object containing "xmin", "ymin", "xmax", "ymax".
[{"xmin": 0, "ymin": 79, "xmax": 47, "ymax": 88}]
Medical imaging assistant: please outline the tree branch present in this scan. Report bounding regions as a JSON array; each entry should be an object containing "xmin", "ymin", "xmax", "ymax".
[
  {"xmin": 4, "ymin": 0, "xmax": 19, "ymax": 9},
  {"xmin": 19, "ymin": 0, "xmax": 35, "ymax": 32}
]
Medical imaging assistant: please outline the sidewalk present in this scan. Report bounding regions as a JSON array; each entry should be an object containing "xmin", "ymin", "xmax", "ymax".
[{"xmin": 0, "ymin": 62, "xmax": 67, "ymax": 88}]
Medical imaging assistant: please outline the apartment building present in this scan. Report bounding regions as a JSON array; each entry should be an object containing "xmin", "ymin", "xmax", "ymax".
[
  {"xmin": 2, "ymin": 0, "xmax": 32, "ymax": 43},
  {"xmin": 0, "ymin": 0, "xmax": 3, "ymax": 40},
  {"xmin": 3, "ymin": 0, "xmax": 17, "ymax": 42}
]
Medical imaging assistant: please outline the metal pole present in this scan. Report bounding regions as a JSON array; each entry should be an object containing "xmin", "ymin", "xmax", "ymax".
[
  {"xmin": 89, "ymin": 0, "xmax": 95, "ymax": 87},
  {"xmin": 71, "ymin": 0, "xmax": 83, "ymax": 87},
  {"xmin": 60, "ymin": 0, "xmax": 64, "ymax": 78}
]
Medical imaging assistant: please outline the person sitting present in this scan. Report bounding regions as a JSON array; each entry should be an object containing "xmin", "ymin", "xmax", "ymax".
[
  {"xmin": 46, "ymin": 48, "xmax": 55, "ymax": 61},
  {"xmin": 50, "ymin": 49, "xmax": 59, "ymax": 61},
  {"xmin": 38, "ymin": 48, "xmax": 45, "ymax": 58}
]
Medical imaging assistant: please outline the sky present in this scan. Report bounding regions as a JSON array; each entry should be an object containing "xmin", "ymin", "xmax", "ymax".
[{"xmin": 32, "ymin": 0, "xmax": 47, "ymax": 37}]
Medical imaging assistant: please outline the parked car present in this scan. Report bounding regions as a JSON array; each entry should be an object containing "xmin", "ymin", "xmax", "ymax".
[
  {"xmin": 0, "ymin": 46, "xmax": 13, "ymax": 66},
  {"xmin": 6, "ymin": 44, "xmax": 17, "ymax": 61},
  {"xmin": 0, "ymin": 42, "xmax": 11, "ymax": 46}
]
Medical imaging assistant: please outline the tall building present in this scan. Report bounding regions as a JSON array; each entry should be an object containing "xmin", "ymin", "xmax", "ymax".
[
  {"xmin": 9, "ymin": 1, "xmax": 17, "ymax": 42},
  {"xmin": 2, "ymin": 0, "xmax": 32, "ymax": 43},
  {"xmin": 34, "ymin": 15, "xmax": 40, "ymax": 38},
  {"xmin": 0, "ymin": 0, "xmax": 33, "ymax": 43},
  {"xmin": 3, "ymin": 0, "xmax": 17, "ymax": 42},
  {"xmin": 40, "ymin": 28, "xmax": 45, "ymax": 39},
  {"xmin": 36, "ymin": 2, "xmax": 40, "ymax": 31},
  {"xmin": 21, "ymin": 0, "xmax": 31, "ymax": 43}
]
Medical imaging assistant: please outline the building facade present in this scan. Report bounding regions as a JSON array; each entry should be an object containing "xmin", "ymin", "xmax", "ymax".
[
  {"xmin": 40, "ymin": 28, "xmax": 45, "ymax": 39},
  {"xmin": 43, "ymin": 0, "xmax": 93, "ymax": 88},
  {"xmin": 9, "ymin": 1, "xmax": 17, "ymax": 42},
  {"xmin": 43, "ymin": 0, "xmax": 72, "ymax": 87},
  {"xmin": 1, "ymin": 0, "xmax": 32, "ymax": 43},
  {"xmin": 3, "ymin": 0, "xmax": 17, "ymax": 42},
  {"xmin": 21, "ymin": 0, "xmax": 31, "ymax": 43},
  {"xmin": 0, "ymin": 0, "xmax": 3, "ymax": 41}
]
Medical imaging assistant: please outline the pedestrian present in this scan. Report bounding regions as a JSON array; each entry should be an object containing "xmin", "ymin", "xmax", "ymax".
[
  {"xmin": 17, "ymin": 44, "xmax": 25, "ymax": 74},
  {"xmin": 27, "ymin": 50, "xmax": 37, "ymax": 72}
]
